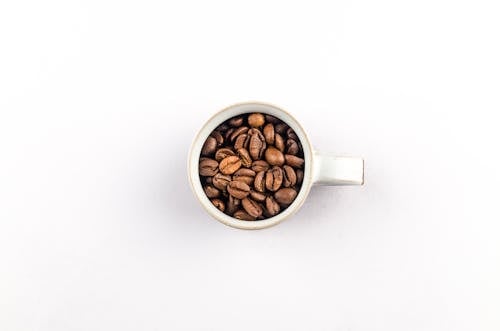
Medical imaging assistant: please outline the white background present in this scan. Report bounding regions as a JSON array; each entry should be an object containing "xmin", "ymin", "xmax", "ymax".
[{"xmin": 1, "ymin": 0, "xmax": 499, "ymax": 330}]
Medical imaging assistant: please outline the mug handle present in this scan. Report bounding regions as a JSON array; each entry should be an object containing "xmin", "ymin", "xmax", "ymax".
[{"xmin": 313, "ymin": 151, "xmax": 364, "ymax": 185}]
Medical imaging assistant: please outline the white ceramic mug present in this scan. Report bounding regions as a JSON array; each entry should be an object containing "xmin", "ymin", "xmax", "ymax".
[{"xmin": 188, "ymin": 102, "xmax": 364, "ymax": 230}]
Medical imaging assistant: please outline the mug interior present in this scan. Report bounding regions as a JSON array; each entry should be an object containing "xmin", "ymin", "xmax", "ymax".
[{"xmin": 188, "ymin": 102, "xmax": 313, "ymax": 230}]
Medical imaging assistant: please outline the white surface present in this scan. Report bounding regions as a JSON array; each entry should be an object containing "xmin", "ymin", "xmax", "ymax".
[{"xmin": 1, "ymin": 0, "xmax": 499, "ymax": 330}]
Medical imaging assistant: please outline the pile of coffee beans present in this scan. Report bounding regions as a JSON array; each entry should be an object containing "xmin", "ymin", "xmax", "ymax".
[{"xmin": 199, "ymin": 113, "xmax": 305, "ymax": 221}]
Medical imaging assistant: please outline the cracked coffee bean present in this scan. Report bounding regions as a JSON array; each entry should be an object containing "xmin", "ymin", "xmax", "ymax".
[{"xmin": 199, "ymin": 112, "xmax": 305, "ymax": 221}]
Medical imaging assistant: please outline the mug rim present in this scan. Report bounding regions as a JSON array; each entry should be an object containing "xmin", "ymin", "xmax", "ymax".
[{"xmin": 187, "ymin": 101, "xmax": 314, "ymax": 230}]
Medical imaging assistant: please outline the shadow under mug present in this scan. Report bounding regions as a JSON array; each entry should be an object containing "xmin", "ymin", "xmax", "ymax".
[{"xmin": 188, "ymin": 102, "xmax": 364, "ymax": 230}]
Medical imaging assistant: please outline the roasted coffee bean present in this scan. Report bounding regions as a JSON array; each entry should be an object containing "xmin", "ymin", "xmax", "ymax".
[
  {"xmin": 199, "ymin": 112, "xmax": 305, "ymax": 221},
  {"xmin": 254, "ymin": 170, "xmax": 266, "ymax": 193},
  {"xmin": 212, "ymin": 173, "xmax": 232, "ymax": 191},
  {"xmin": 229, "ymin": 116, "xmax": 244, "ymax": 127},
  {"xmin": 250, "ymin": 190, "xmax": 266, "ymax": 202},
  {"xmin": 265, "ymin": 147, "xmax": 285, "ymax": 166},
  {"xmin": 265, "ymin": 196, "xmax": 280, "ymax": 216},
  {"xmin": 227, "ymin": 180, "xmax": 251, "ymax": 199},
  {"xmin": 263, "ymin": 123, "xmax": 275, "ymax": 145},
  {"xmin": 230, "ymin": 126, "xmax": 249, "ymax": 142},
  {"xmin": 296, "ymin": 169, "xmax": 304, "ymax": 185},
  {"xmin": 241, "ymin": 198, "xmax": 263, "ymax": 218},
  {"xmin": 211, "ymin": 198, "xmax": 225, "ymax": 212},
  {"xmin": 265, "ymin": 166, "xmax": 283, "ymax": 192},
  {"xmin": 226, "ymin": 195, "xmax": 240, "ymax": 214},
  {"xmin": 201, "ymin": 136, "xmax": 217, "ymax": 156},
  {"xmin": 275, "ymin": 123, "xmax": 288, "ymax": 134},
  {"xmin": 274, "ymin": 188, "xmax": 298, "ymax": 205},
  {"xmin": 286, "ymin": 139, "xmax": 299, "ymax": 155},
  {"xmin": 237, "ymin": 148, "xmax": 252, "ymax": 167},
  {"xmin": 234, "ymin": 134, "xmax": 250, "ymax": 150},
  {"xmin": 282, "ymin": 165, "xmax": 297, "ymax": 188},
  {"xmin": 248, "ymin": 128, "xmax": 266, "ymax": 160},
  {"xmin": 215, "ymin": 148, "xmax": 236, "ymax": 162},
  {"xmin": 233, "ymin": 168, "xmax": 256, "ymax": 185},
  {"xmin": 274, "ymin": 133, "xmax": 285, "ymax": 152},
  {"xmin": 251, "ymin": 160, "xmax": 270, "ymax": 172},
  {"xmin": 248, "ymin": 113, "xmax": 265, "ymax": 127},
  {"xmin": 219, "ymin": 156, "xmax": 242, "ymax": 175},
  {"xmin": 233, "ymin": 209, "xmax": 255, "ymax": 221},
  {"xmin": 199, "ymin": 158, "xmax": 219, "ymax": 176},
  {"xmin": 204, "ymin": 185, "xmax": 220, "ymax": 198},
  {"xmin": 211, "ymin": 131, "xmax": 224, "ymax": 146},
  {"xmin": 285, "ymin": 154, "xmax": 304, "ymax": 168}
]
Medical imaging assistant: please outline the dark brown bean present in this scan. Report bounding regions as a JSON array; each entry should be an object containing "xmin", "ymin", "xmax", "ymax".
[
  {"xmin": 282, "ymin": 165, "xmax": 297, "ymax": 188},
  {"xmin": 265, "ymin": 115, "xmax": 281, "ymax": 124},
  {"xmin": 212, "ymin": 173, "xmax": 232, "ymax": 191},
  {"xmin": 229, "ymin": 116, "xmax": 244, "ymax": 127},
  {"xmin": 224, "ymin": 128, "xmax": 235, "ymax": 141},
  {"xmin": 265, "ymin": 196, "xmax": 280, "ymax": 216},
  {"xmin": 274, "ymin": 188, "xmax": 298, "ymax": 205},
  {"xmin": 286, "ymin": 139, "xmax": 299, "ymax": 155},
  {"xmin": 204, "ymin": 185, "xmax": 220, "ymax": 198},
  {"xmin": 251, "ymin": 160, "xmax": 270, "ymax": 172},
  {"xmin": 275, "ymin": 123, "xmax": 288, "ymax": 134},
  {"xmin": 211, "ymin": 198, "xmax": 225, "ymax": 212},
  {"xmin": 265, "ymin": 166, "xmax": 283, "ymax": 192},
  {"xmin": 286, "ymin": 127, "xmax": 299, "ymax": 140},
  {"xmin": 219, "ymin": 156, "xmax": 242, "ymax": 175},
  {"xmin": 296, "ymin": 169, "xmax": 304, "ymax": 185},
  {"xmin": 254, "ymin": 171, "xmax": 266, "ymax": 193},
  {"xmin": 216, "ymin": 123, "xmax": 230, "ymax": 132},
  {"xmin": 248, "ymin": 113, "xmax": 265, "ymax": 127},
  {"xmin": 248, "ymin": 128, "xmax": 266, "ymax": 160},
  {"xmin": 241, "ymin": 198, "xmax": 263, "ymax": 218},
  {"xmin": 234, "ymin": 133, "xmax": 249, "ymax": 150},
  {"xmin": 233, "ymin": 209, "xmax": 255, "ymax": 221},
  {"xmin": 211, "ymin": 131, "xmax": 224, "ymax": 146},
  {"xmin": 233, "ymin": 168, "xmax": 255, "ymax": 185},
  {"xmin": 201, "ymin": 136, "xmax": 217, "ymax": 156},
  {"xmin": 285, "ymin": 154, "xmax": 304, "ymax": 169},
  {"xmin": 265, "ymin": 147, "xmax": 285, "ymax": 166},
  {"xmin": 263, "ymin": 123, "xmax": 275, "ymax": 145},
  {"xmin": 227, "ymin": 180, "xmax": 251, "ymax": 199},
  {"xmin": 275, "ymin": 133, "xmax": 285, "ymax": 152},
  {"xmin": 250, "ymin": 190, "xmax": 266, "ymax": 202},
  {"xmin": 226, "ymin": 195, "xmax": 240, "ymax": 215},
  {"xmin": 237, "ymin": 148, "xmax": 252, "ymax": 167},
  {"xmin": 230, "ymin": 126, "xmax": 249, "ymax": 142},
  {"xmin": 215, "ymin": 148, "xmax": 236, "ymax": 162},
  {"xmin": 199, "ymin": 158, "xmax": 219, "ymax": 176}
]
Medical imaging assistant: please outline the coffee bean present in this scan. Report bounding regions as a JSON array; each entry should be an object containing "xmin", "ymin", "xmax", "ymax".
[
  {"xmin": 230, "ymin": 126, "xmax": 249, "ymax": 142},
  {"xmin": 215, "ymin": 148, "xmax": 236, "ymax": 162},
  {"xmin": 234, "ymin": 133, "xmax": 250, "ymax": 150},
  {"xmin": 233, "ymin": 168, "xmax": 256, "ymax": 185},
  {"xmin": 248, "ymin": 128, "xmax": 266, "ymax": 160},
  {"xmin": 296, "ymin": 169, "xmax": 304, "ymax": 185},
  {"xmin": 274, "ymin": 188, "xmax": 298, "ymax": 205},
  {"xmin": 285, "ymin": 154, "xmax": 304, "ymax": 169},
  {"xmin": 282, "ymin": 165, "xmax": 297, "ymax": 188},
  {"xmin": 263, "ymin": 123, "xmax": 275, "ymax": 145},
  {"xmin": 227, "ymin": 180, "xmax": 250, "ymax": 199},
  {"xmin": 199, "ymin": 113, "xmax": 305, "ymax": 221},
  {"xmin": 286, "ymin": 139, "xmax": 299, "ymax": 155},
  {"xmin": 274, "ymin": 133, "xmax": 285, "ymax": 152},
  {"xmin": 201, "ymin": 136, "xmax": 217, "ymax": 156},
  {"xmin": 229, "ymin": 116, "xmax": 244, "ymax": 127},
  {"xmin": 233, "ymin": 209, "xmax": 255, "ymax": 221},
  {"xmin": 219, "ymin": 156, "xmax": 242, "ymax": 175},
  {"xmin": 211, "ymin": 198, "xmax": 225, "ymax": 212},
  {"xmin": 242, "ymin": 197, "xmax": 263, "ymax": 218},
  {"xmin": 226, "ymin": 195, "xmax": 240, "ymax": 215},
  {"xmin": 248, "ymin": 113, "xmax": 265, "ymax": 127},
  {"xmin": 250, "ymin": 190, "xmax": 266, "ymax": 202},
  {"xmin": 237, "ymin": 148, "xmax": 252, "ymax": 167},
  {"xmin": 204, "ymin": 185, "xmax": 220, "ymax": 198},
  {"xmin": 265, "ymin": 147, "xmax": 285, "ymax": 166},
  {"xmin": 211, "ymin": 131, "xmax": 224, "ymax": 146},
  {"xmin": 254, "ymin": 171, "xmax": 266, "ymax": 193},
  {"xmin": 212, "ymin": 173, "xmax": 232, "ymax": 191},
  {"xmin": 199, "ymin": 158, "xmax": 219, "ymax": 176},
  {"xmin": 265, "ymin": 166, "xmax": 283, "ymax": 192},
  {"xmin": 265, "ymin": 196, "xmax": 280, "ymax": 216},
  {"xmin": 251, "ymin": 160, "xmax": 270, "ymax": 172}
]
